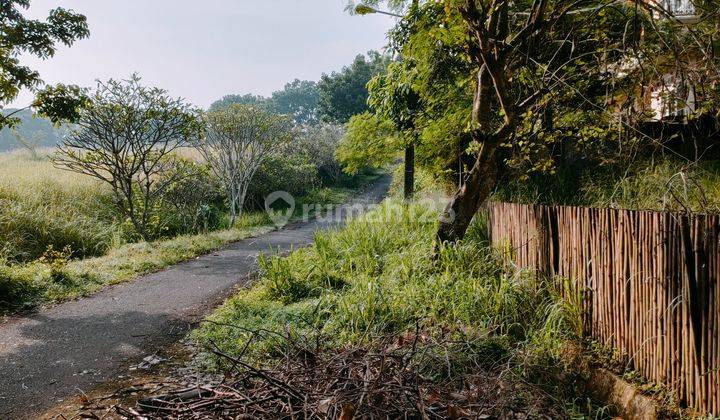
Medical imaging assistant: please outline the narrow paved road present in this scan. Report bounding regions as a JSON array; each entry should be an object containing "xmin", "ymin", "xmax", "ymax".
[{"xmin": 0, "ymin": 175, "xmax": 390, "ymax": 419}]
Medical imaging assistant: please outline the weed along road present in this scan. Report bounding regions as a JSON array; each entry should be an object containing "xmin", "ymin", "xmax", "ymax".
[{"xmin": 0, "ymin": 175, "xmax": 390, "ymax": 419}]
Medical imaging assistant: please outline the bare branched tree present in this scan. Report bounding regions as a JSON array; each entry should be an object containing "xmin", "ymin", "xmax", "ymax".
[
  {"xmin": 54, "ymin": 75, "xmax": 203, "ymax": 240},
  {"xmin": 199, "ymin": 104, "xmax": 294, "ymax": 225}
]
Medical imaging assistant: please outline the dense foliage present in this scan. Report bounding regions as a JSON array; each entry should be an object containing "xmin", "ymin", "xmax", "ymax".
[
  {"xmin": 209, "ymin": 51, "xmax": 390, "ymax": 126},
  {"xmin": 339, "ymin": 1, "xmax": 720, "ymax": 247},
  {"xmin": 270, "ymin": 79, "xmax": 320, "ymax": 125},
  {"xmin": 209, "ymin": 93, "xmax": 266, "ymax": 111},
  {"xmin": 210, "ymin": 81, "xmax": 319, "ymax": 125},
  {"xmin": 316, "ymin": 51, "xmax": 391, "ymax": 123}
]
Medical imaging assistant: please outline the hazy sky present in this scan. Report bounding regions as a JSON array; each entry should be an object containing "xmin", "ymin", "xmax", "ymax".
[{"xmin": 10, "ymin": 0, "xmax": 395, "ymax": 109}]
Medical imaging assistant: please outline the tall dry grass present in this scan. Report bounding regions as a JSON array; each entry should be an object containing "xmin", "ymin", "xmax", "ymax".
[{"xmin": 0, "ymin": 149, "xmax": 120, "ymax": 262}]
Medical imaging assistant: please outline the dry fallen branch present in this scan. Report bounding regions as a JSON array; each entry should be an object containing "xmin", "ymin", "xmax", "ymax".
[{"xmin": 117, "ymin": 331, "xmax": 563, "ymax": 419}]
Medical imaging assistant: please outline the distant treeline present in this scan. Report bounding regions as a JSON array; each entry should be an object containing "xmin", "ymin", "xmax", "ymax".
[{"xmin": 0, "ymin": 109, "xmax": 67, "ymax": 152}]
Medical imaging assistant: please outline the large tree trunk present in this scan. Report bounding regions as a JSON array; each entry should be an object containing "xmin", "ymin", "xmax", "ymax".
[
  {"xmin": 435, "ymin": 143, "xmax": 497, "ymax": 246},
  {"xmin": 434, "ymin": 61, "xmax": 497, "ymax": 248}
]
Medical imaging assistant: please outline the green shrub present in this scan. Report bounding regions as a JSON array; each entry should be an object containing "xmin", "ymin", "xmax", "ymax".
[
  {"xmin": 0, "ymin": 219, "xmax": 273, "ymax": 314},
  {"xmin": 245, "ymin": 151, "xmax": 319, "ymax": 210},
  {"xmin": 0, "ymin": 263, "xmax": 42, "ymax": 311},
  {"xmin": 158, "ymin": 158, "xmax": 226, "ymax": 236}
]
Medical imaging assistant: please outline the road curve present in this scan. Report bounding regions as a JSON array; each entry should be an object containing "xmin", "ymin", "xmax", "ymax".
[{"xmin": 0, "ymin": 175, "xmax": 390, "ymax": 419}]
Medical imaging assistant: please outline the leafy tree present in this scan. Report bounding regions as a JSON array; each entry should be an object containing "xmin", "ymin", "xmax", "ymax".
[
  {"xmin": 317, "ymin": 51, "xmax": 391, "ymax": 123},
  {"xmin": 0, "ymin": 0, "xmax": 89, "ymax": 129},
  {"xmin": 210, "ymin": 80, "xmax": 319, "ymax": 125},
  {"xmin": 199, "ymin": 104, "xmax": 294, "ymax": 225},
  {"xmin": 246, "ymin": 150, "xmax": 317, "ymax": 209},
  {"xmin": 352, "ymin": 1, "xmax": 720, "ymax": 250},
  {"xmin": 270, "ymin": 79, "xmax": 320, "ymax": 125},
  {"xmin": 342, "ymin": 2, "xmax": 474, "ymax": 192},
  {"xmin": 209, "ymin": 94, "xmax": 266, "ymax": 111},
  {"xmin": 368, "ymin": 59, "xmax": 424, "ymax": 198},
  {"xmin": 33, "ymin": 83, "xmax": 88, "ymax": 124},
  {"xmin": 54, "ymin": 75, "xmax": 203, "ymax": 240},
  {"xmin": 297, "ymin": 123, "xmax": 345, "ymax": 184},
  {"xmin": 338, "ymin": 112, "xmax": 398, "ymax": 174}
]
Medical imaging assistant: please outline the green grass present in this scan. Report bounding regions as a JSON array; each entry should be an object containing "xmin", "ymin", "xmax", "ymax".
[
  {"xmin": 494, "ymin": 158, "xmax": 720, "ymax": 213},
  {"xmin": 194, "ymin": 199, "xmax": 584, "ymax": 406},
  {"xmin": 0, "ymin": 150, "xmax": 380, "ymax": 314},
  {"xmin": 0, "ymin": 213, "xmax": 272, "ymax": 313},
  {"xmin": 0, "ymin": 150, "xmax": 120, "ymax": 262},
  {"xmin": 579, "ymin": 159, "xmax": 720, "ymax": 212}
]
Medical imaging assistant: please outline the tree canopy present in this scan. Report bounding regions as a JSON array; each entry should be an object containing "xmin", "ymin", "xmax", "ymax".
[
  {"xmin": 209, "ymin": 80, "xmax": 319, "ymax": 125},
  {"xmin": 270, "ymin": 79, "xmax": 320, "ymax": 125},
  {"xmin": 0, "ymin": 0, "xmax": 89, "ymax": 129},
  {"xmin": 208, "ymin": 52, "xmax": 391, "ymax": 126},
  {"xmin": 342, "ymin": 0, "xmax": 720, "ymax": 246},
  {"xmin": 317, "ymin": 51, "xmax": 392, "ymax": 124},
  {"xmin": 209, "ymin": 94, "xmax": 266, "ymax": 112}
]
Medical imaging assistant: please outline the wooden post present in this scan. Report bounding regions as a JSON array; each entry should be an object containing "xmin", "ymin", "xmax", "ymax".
[{"xmin": 404, "ymin": 143, "xmax": 415, "ymax": 201}]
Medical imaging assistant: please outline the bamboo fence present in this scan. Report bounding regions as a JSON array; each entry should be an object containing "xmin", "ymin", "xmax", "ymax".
[{"xmin": 487, "ymin": 202, "xmax": 720, "ymax": 415}]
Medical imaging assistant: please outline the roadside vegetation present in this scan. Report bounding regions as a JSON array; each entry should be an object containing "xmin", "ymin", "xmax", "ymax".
[
  {"xmin": 0, "ymin": 213, "xmax": 271, "ymax": 313},
  {"xmin": 0, "ymin": 50, "xmax": 388, "ymax": 313},
  {"xmin": 0, "ymin": 147, "xmax": 376, "ymax": 313},
  {"xmin": 493, "ymin": 157, "xmax": 720, "ymax": 214},
  {"xmin": 3, "ymin": 0, "xmax": 719, "ymax": 416},
  {"xmin": 192, "ymin": 182, "xmax": 592, "ymax": 416},
  {"xmin": 0, "ymin": 1, "xmax": 394, "ymax": 316}
]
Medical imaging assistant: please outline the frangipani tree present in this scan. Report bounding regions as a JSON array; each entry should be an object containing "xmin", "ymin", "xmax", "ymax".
[
  {"xmin": 200, "ymin": 105, "xmax": 294, "ymax": 225},
  {"xmin": 55, "ymin": 75, "xmax": 203, "ymax": 240}
]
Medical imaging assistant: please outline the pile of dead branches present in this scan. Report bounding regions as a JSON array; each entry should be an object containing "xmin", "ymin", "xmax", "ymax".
[{"xmin": 119, "ymin": 330, "xmax": 565, "ymax": 419}]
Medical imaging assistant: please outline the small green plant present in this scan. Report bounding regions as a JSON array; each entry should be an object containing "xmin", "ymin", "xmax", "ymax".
[
  {"xmin": 259, "ymin": 252, "xmax": 314, "ymax": 304},
  {"xmin": 39, "ymin": 245, "xmax": 73, "ymax": 283}
]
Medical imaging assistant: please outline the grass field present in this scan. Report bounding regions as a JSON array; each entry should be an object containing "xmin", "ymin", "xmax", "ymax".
[
  {"xmin": 0, "ymin": 150, "xmax": 120, "ymax": 263},
  {"xmin": 0, "ymin": 150, "xmax": 378, "ymax": 314}
]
